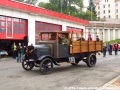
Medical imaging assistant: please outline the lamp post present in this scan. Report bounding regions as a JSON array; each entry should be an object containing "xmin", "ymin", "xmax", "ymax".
[
  {"xmin": 61, "ymin": 0, "xmax": 62, "ymax": 13},
  {"xmin": 90, "ymin": 6, "xmax": 93, "ymax": 21}
]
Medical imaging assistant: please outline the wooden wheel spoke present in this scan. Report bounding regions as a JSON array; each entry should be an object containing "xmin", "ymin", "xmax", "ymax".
[
  {"xmin": 87, "ymin": 54, "xmax": 96, "ymax": 67},
  {"xmin": 40, "ymin": 58, "xmax": 53, "ymax": 75},
  {"xmin": 22, "ymin": 59, "xmax": 34, "ymax": 71}
]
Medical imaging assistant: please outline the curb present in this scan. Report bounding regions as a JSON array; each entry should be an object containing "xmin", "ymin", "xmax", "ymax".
[
  {"xmin": 0, "ymin": 57, "xmax": 12, "ymax": 61},
  {"xmin": 100, "ymin": 75, "xmax": 120, "ymax": 90}
]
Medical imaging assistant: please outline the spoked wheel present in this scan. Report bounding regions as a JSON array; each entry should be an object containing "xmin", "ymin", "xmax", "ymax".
[
  {"xmin": 40, "ymin": 58, "xmax": 53, "ymax": 75},
  {"xmin": 86, "ymin": 53, "xmax": 97, "ymax": 67},
  {"xmin": 22, "ymin": 59, "xmax": 34, "ymax": 71}
]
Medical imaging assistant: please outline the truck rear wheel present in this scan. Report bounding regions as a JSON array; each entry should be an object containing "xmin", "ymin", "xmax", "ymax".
[
  {"xmin": 40, "ymin": 58, "xmax": 53, "ymax": 75},
  {"xmin": 86, "ymin": 53, "xmax": 96, "ymax": 67}
]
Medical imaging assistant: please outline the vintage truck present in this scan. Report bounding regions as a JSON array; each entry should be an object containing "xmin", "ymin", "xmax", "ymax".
[{"xmin": 22, "ymin": 31, "xmax": 103, "ymax": 75}]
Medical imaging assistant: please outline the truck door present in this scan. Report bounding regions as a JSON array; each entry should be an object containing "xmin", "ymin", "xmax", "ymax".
[{"xmin": 59, "ymin": 44, "xmax": 69, "ymax": 58}]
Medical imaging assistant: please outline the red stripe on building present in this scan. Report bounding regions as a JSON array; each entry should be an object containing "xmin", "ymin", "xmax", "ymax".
[{"xmin": 0, "ymin": 0, "xmax": 89, "ymax": 25}]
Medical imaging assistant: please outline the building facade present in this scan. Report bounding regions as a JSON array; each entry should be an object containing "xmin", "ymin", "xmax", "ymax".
[
  {"xmin": 0, "ymin": 0, "xmax": 89, "ymax": 46},
  {"xmin": 94, "ymin": 0, "xmax": 120, "ymax": 20},
  {"xmin": 115, "ymin": 0, "xmax": 120, "ymax": 19},
  {"xmin": 85, "ymin": 21, "xmax": 120, "ymax": 42}
]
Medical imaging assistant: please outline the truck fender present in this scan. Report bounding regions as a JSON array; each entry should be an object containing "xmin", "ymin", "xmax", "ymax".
[{"xmin": 38, "ymin": 55, "xmax": 60, "ymax": 66}]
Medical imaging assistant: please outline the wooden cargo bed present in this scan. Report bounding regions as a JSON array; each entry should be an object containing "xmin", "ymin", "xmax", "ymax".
[{"xmin": 70, "ymin": 41, "xmax": 103, "ymax": 54}]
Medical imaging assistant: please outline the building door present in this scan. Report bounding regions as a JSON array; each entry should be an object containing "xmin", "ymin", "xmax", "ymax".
[{"xmin": 0, "ymin": 15, "xmax": 27, "ymax": 40}]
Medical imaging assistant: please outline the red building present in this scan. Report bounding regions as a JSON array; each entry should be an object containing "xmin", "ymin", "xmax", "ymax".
[{"xmin": 0, "ymin": 0, "xmax": 89, "ymax": 55}]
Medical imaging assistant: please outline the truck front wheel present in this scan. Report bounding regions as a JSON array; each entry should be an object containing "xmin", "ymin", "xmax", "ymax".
[
  {"xmin": 40, "ymin": 58, "xmax": 53, "ymax": 75},
  {"xmin": 22, "ymin": 59, "xmax": 34, "ymax": 71}
]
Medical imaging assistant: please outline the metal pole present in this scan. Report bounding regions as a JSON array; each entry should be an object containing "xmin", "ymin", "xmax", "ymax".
[
  {"xmin": 91, "ymin": 6, "xmax": 92, "ymax": 21},
  {"xmin": 61, "ymin": 0, "xmax": 62, "ymax": 13}
]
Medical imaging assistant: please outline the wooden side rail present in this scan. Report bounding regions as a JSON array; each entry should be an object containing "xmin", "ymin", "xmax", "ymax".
[{"xmin": 70, "ymin": 41, "xmax": 103, "ymax": 54}]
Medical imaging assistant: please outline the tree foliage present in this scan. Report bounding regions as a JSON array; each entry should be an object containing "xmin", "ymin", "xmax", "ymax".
[
  {"xmin": 39, "ymin": 0, "xmax": 83, "ymax": 16},
  {"xmin": 15, "ymin": 0, "xmax": 38, "ymax": 5},
  {"xmin": 38, "ymin": 2, "xmax": 60, "ymax": 12},
  {"xmin": 87, "ymin": 0, "xmax": 97, "ymax": 20},
  {"xmin": 15, "ymin": 0, "xmax": 97, "ymax": 21},
  {"xmin": 15, "ymin": 0, "xmax": 24, "ymax": 2}
]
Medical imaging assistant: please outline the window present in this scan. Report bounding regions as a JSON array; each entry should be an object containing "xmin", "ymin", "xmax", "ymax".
[
  {"xmin": 20, "ymin": 24, "xmax": 25, "ymax": 28},
  {"xmin": 0, "ymin": 16, "xmax": 6, "ymax": 33},
  {"xmin": 13, "ymin": 18, "xmax": 26, "ymax": 34},
  {"xmin": 108, "ymin": 4, "xmax": 110, "ymax": 8},
  {"xmin": 116, "ymin": 15, "xmax": 118, "ymax": 19},
  {"xmin": 98, "ymin": 6, "xmax": 100, "ymax": 9},
  {"xmin": 98, "ymin": 17, "xmax": 100, "ymax": 20},
  {"xmin": 0, "ymin": 28, "xmax": 5, "ymax": 32},
  {"xmin": 103, "ymin": 5, "xmax": 105, "ymax": 8},
  {"xmin": 98, "ymin": 11, "xmax": 100, "ymax": 15},
  {"xmin": 14, "ymin": 18, "xmax": 19, "ymax": 22},
  {"xmin": 7, "ymin": 17, "xmax": 12, "ymax": 21},
  {"xmin": 116, "ymin": 9, "xmax": 118, "ymax": 13},
  {"xmin": 35, "ymin": 21, "xmax": 62, "ymax": 44},
  {"xmin": 7, "ymin": 28, "xmax": 12, "ymax": 33},
  {"xmin": 0, "ymin": 22, "xmax": 5, "ymax": 26},
  {"xmin": 20, "ymin": 19, "xmax": 25, "ymax": 23},
  {"xmin": 108, "ymin": 10, "xmax": 110, "ymax": 13},
  {"xmin": 104, "ymin": 16, "xmax": 106, "ymax": 19},
  {"xmin": 7, "ymin": 22, "xmax": 12, "ymax": 27},
  {"xmin": 116, "ymin": 4, "xmax": 118, "ymax": 7},
  {"xmin": 109, "ymin": 15, "xmax": 110, "ymax": 18},
  {"xmin": 0, "ymin": 16, "xmax": 5, "ymax": 20},
  {"xmin": 103, "ymin": 10, "xmax": 105, "ymax": 14}
]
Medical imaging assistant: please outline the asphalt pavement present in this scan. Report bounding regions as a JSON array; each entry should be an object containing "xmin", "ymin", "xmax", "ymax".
[
  {"xmin": 96, "ymin": 52, "xmax": 120, "ymax": 90},
  {"xmin": 0, "ymin": 52, "xmax": 120, "ymax": 90}
]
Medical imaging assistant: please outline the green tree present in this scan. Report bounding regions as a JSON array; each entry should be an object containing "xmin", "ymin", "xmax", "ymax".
[
  {"xmin": 16, "ymin": 0, "xmax": 92, "ymax": 21},
  {"xmin": 49, "ymin": 0, "xmax": 83, "ymax": 15},
  {"xmin": 87, "ymin": 0, "xmax": 97, "ymax": 20},
  {"xmin": 75, "ymin": 11, "xmax": 92, "ymax": 21},
  {"xmin": 72, "ymin": 0, "xmax": 84, "ymax": 12},
  {"xmin": 39, "ymin": 0, "xmax": 86, "ymax": 19},
  {"xmin": 15, "ymin": 0, "xmax": 24, "ymax": 2},
  {"xmin": 25, "ymin": 0, "xmax": 38, "ymax": 5},
  {"xmin": 38, "ymin": 2, "xmax": 60, "ymax": 12},
  {"xmin": 15, "ymin": 0, "xmax": 37, "ymax": 5}
]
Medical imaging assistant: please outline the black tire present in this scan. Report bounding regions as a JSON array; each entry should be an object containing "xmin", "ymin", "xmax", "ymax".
[
  {"xmin": 40, "ymin": 58, "xmax": 53, "ymax": 75},
  {"xmin": 86, "ymin": 53, "xmax": 97, "ymax": 67},
  {"xmin": 22, "ymin": 59, "xmax": 34, "ymax": 71}
]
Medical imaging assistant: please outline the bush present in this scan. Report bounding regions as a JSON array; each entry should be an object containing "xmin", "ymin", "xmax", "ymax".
[{"xmin": 104, "ymin": 39, "xmax": 120, "ymax": 45}]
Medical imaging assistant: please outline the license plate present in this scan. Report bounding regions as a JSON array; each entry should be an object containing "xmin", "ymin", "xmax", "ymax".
[{"xmin": 69, "ymin": 57, "xmax": 75, "ymax": 63}]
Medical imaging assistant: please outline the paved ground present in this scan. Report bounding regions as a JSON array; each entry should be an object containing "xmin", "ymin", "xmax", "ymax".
[{"xmin": 0, "ymin": 52, "xmax": 120, "ymax": 90}]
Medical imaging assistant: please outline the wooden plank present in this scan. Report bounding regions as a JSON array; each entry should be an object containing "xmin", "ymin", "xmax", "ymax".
[
  {"xmin": 70, "ymin": 46, "xmax": 73, "ymax": 54},
  {"xmin": 72, "ymin": 41, "xmax": 81, "ymax": 45},
  {"xmin": 89, "ymin": 41, "xmax": 96, "ymax": 45},
  {"xmin": 96, "ymin": 45, "xmax": 102, "ymax": 50},
  {"xmin": 89, "ymin": 45, "xmax": 96, "ymax": 51},
  {"xmin": 81, "ymin": 41, "xmax": 88, "ymax": 45},
  {"xmin": 72, "ymin": 46, "xmax": 81, "ymax": 53},
  {"xmin": 48, "ymin": 44, "xmax": 53, "ymax": 56},
  {"xmin": 81, "ymin": 46, "xmax": 88, "ymax": 52}
]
